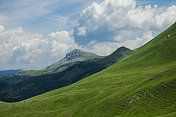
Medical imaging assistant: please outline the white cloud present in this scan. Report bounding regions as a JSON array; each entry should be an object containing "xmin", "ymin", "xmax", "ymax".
[
  {"xmin": 74, "ymin": 0, "xmax": 176, "ymax": 48},
  {"xmin": 48, "ymin": 31, "xmax": 78, "ymax": 57},
  {"xmin": 86, "ymin": 41, "xmax": 123, "ymax": 56},
  {"xmin": 123, "ymin": 31, "xmax": 153, "ymax": 49},
  {"xmin": 155, "ymin": 5, "xmax": 176, "ymax": 29},
  {"xmin": 77, "ymin": 27, "xmax": 86, "ymax": 36},
  {"xmin": 0, "ymin": 25, "xmax": 4, "ymax": 32},
  {"xmin": 85, "ymin": 31, "xmax": 153, "ymax": 56},
  {"xmin": 0, "ymin": 26, "xmax": 78, "ymax": 70}
]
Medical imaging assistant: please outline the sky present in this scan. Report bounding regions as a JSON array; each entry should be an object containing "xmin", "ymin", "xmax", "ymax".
[{"xmin": 0, "ymin": 0, "xmax": 176, "ymax": 70}]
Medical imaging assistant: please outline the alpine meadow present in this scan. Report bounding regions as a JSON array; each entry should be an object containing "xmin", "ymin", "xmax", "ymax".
[{"xmin": 0, "ymin": 0, "xmax": 176, "ymax": 117}]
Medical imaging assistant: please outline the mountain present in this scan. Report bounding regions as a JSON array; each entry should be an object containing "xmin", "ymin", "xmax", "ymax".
[
  {"xmin": 0, "ymin": 49, "xmax": 103, "ymax": 86},
  {"xmin": 18, "ymin": 49, "xmax": 103, "ymax": 76},
  {"xmin": 98, "ymin": 46, "xmax": 132, "ymax": 66},
  {"xmin": 0, "ymin": 47, "xmax": 132, "ymax": 102},
  {"xmin": 0, "ymin": 69, "xmax": 22, "ymax": 78},
  {"xmin": 48, "ymin": 49, "xmax": 103, "ymax": 69},
  {"xmin": 0, "ymin": 22, "xmax": 175, "ymax": 117}
]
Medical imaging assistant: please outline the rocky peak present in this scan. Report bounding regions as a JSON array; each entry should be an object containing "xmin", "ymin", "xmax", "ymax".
[{"xmin": 64, "ymin": 49, "xmax": 87, "ymax": 61}]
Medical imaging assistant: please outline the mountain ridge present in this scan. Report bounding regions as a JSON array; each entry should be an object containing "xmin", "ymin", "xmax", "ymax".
[
  {"xmin": 18, "ymin": 49, "xmax": 103, "ymax": 76},
  {"xmin": 0, "ymin": 46, "xmax": 132, "ymax": 102},
  {"xmin": 0, "ymin": 69, "xmax": 22, "ymax": 78},
  {"xmin": 45, "ymin": 49, "xmax": 104, "ymax": 72}
]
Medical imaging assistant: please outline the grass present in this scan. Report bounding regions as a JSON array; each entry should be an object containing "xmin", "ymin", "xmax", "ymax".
[{"xmin": 0, "ymin": 22, "xmax": 176, "ymax": 117}]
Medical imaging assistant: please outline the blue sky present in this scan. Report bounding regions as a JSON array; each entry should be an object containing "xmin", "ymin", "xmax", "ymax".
[
  {"xmin": 0, "ymin": 0, "xmax": 101, "ymax": 33},
  {"xmin": 0, "ymin": 0, "xmax": 174, "ymax": 33},
  {"xmin": 0, "ymin": 0, "xmax": 175, "ymax": 70}
]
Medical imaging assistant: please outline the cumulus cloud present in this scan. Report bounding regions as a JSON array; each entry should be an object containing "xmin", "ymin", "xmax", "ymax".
[
  {"xmin": 0, "ymin": 25, "xmax": 4, "ymax": 32},
  {"xmin": 0, "ymin": 26, "xmax": 78, "ymax": 70},
  {"xmin": 48, "ymin": 31, "xmax": 78, "ymax": 57},
  {"xmin": 84, "ymin": 30, "xmax": 153, "ymax": 56},
  {"xmin": 77, "ymin": 27, "xmax": 86, "ymax": 36},
  {"xmin": 123, "ymin": 31, "xmax": 153, "ymax": 49},
  {"xmin": 85, "ymin": 41, "xmax": 123, "ymax": 56},
  {"xmin": 74, "ymin": 0, "xmax": 176, "ymax": 46}
]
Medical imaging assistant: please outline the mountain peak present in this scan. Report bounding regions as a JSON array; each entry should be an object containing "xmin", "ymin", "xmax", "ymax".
[
  {"xmin": 46, "ymin": 49, "xmax": 103, "ymax": 71},
  {"xmin": 116, "ymin": 46, "xmax": 130, "ymax": 51},
  {"xmin": 111, "ymin": 46, "xmax": 132, "ymax": 56},
  {"xmin": 64, "ymin": 49, "xmax": 85, "ymax": 60}
]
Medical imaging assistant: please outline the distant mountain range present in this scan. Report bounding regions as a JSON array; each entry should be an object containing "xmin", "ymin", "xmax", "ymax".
[
  {"xmin": 18, "ymin": 49, "xmax": 104, "ymax": 76},
  {"xmin": 0, "ymin": 46, "xmax": 132, "ymax": 102},
  {"xmin": 0, "ymin": 69, "xmax": 22, "ymax": 78},
  {"xmin": 0, "ymin": 49, "xmax": 102, "ymax": 86}
]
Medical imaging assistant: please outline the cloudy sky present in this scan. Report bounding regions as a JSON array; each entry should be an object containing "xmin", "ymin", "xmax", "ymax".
[{"xmin": 0, "ymin": 0, "xmax": 176, "ymax": 70}]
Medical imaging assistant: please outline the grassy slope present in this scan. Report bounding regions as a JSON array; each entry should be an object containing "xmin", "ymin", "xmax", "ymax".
[{"xmin": 0, "ymin": 22, "xmax": 176, "ymax": 117}]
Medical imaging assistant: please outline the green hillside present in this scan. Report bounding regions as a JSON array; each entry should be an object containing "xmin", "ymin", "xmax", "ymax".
[
  {"xmin": 0, "ymin": 47, "xmax": 132, "ymax": 102},
  {"xmin": 0, "ymin": 22, "xmax": 176, "ymax": 117}
]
